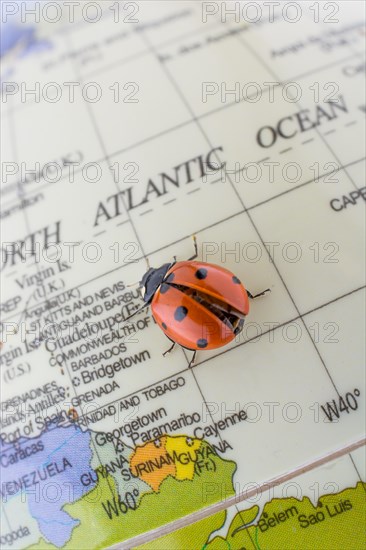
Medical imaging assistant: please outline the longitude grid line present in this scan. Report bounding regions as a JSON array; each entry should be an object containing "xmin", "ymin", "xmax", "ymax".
[
  {"xmin": 0, "ymin": 503, "xmax": 12, "ymax": 531},
  {"xmin": 135, "ymin": 25, "xmax": 248, "ymax": 436},
  {"xmin": 233, "ymin": 507, "xmax": 257, "ymax": 549},
  {"xmin": 317, "ymin": 0, "xmax": 366, "ymax": 481},
  {"xmin": 348, "ymin": 454, "xmax": 366, "ymax": 492},
  {"xmin": 168, "ymin": 162, "xmax": 261, "ymax": 549},
  {"xmin": 62, "ymin": 13, "xmax": 229, "ymax": 504},
  {"xmin": 194, "ymin": 53, "xmax": 365, "ymax": 126},
  {"xmin": 182, "ymin": 345, "xmax": 225, "ymax": 446},
  {"xmin": 227, "ymin": 6, "xmax": 365, "ymax": 383},
  {"xmin": 2, "ymin": 97, "xmax": 62, "ymax": 532},
  {"xmin": 220, "ymin": 7, "xmax": 366, "ymax": 389},
  {"xmin": 8, "ymin": 132, "xmax": 119, "ymax": 509},
  {"xmin": 12, "ymin": 25, "xmax": 136, "ymax": 502},
  {"xmin": 69, "ymin": 7, "xmax": 236, "ymax": 452},
  {"xmin": 142, "ymin": 24, "xmax": 341, "ymax": 397},
  {"xmin": 227, "ymin": 4, "xmax": 366, "ymax": 479},
  {"xmin": 0, "ymin": 283, "xmax": 364, "ymax": 456},
  {"xmin": 52, "ymin": 25, "xmax": 164, "ymax": 501},
  {"xmin": 245, "ymin": 156, "xmax": 365, "ymax": 211},
  {"xmin": 0, "ymin": 5, "xmax": 226, "ymax": 120},
  {"xmin": 1, "ymin": 48, "xmax": 364, "ymax": 209},
  {"xmin": 7, "ymin": 7, "xmax": 208, "ymax": 515}
]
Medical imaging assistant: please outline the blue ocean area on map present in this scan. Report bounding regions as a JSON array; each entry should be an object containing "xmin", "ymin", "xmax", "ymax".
[
  {"xmin": 1, "ymin": 425, "xmax": 95, "ymax": 547},
  {"xmin": 0, "ymin": 0, "xmax": 52, "ymax": 64},
  {"xmin": 0, "ymin": 21, "xmax": 51, "ymax": 58}
]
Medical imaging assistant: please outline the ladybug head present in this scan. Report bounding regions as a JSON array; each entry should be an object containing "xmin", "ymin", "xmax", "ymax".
[{"xmin": 139, "ymin": 263, "xmax": 172, "ymax": 303}]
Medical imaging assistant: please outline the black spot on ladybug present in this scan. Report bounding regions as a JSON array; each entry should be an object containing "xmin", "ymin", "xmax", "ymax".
[
  {"xmin": 162, "ymin": 322, "xmax": 167, "ymax": 330},
  {"xmin": 232, "ymin": 276, "xmax": 241, "ymax": 284},
  {"xmin": 197, "ymin": 338, "xmax": 208, "ymax": 348},
  {"xmin": 174, "ymin": 306, "xmax": 188, "ymax": 321},
  {"xmin": 166, "ymin": 272, "xmax": 175, "ymax": 283},
  {"xmin": 160, "ymin": 283, "xmax": 170, "ymax": 294},
  {"xmin": 195, "ymin": 268, "xmax": 208, "ymax": 280}
]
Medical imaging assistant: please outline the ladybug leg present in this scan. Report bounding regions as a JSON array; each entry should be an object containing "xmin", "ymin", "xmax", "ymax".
[
  {"xmin": 162, "ymin": 341, "xmax": 176, "ymax": 357},
  {"xmin": 187, "ymin": 234, "xmax": 198, "ymax": 261},
  {"xmin": 247, "ymin": 289, "xmax": 271, "ymax": 299},
  {"xmin": 188, "ymin": 350, "xmax": 197, "ymax": 368}
]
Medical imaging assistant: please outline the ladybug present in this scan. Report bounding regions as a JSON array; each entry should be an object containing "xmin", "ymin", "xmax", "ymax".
[{"xmin": 127, "ymin": 236, "xmax": 269, "ymax": 367}]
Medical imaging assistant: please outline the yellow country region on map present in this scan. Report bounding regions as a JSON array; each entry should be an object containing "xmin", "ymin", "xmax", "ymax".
[
  {"xmin": 130, "ymin": 435, "xmax": 176, "ymax": 492},
  {"xmin": 206, "ymin": 482, "xmax": 366, "ymax": 550},
  {"xmin": 165, "ymin": 435, "xmax": 202, "ymax": 481}
]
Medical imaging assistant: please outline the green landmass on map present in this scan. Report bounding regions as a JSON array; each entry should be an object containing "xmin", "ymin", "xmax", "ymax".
[
  {"xmin": 138, "ymin": 482, "xmax": 366, "ymax": 550},
  {"xmin": 27, "ymin": 438, "xmax": 236, "ymax": 549}
]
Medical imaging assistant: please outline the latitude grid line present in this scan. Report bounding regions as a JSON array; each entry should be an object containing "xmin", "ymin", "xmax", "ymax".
[
  {"xmin": 0, "ymin": 283, "xmax": 364, "ymax": 456},
  {"xmin": 0, "ymin": 2, "xmax": 230, "ymax": 118},
  {"xmin": 2, "ymin": 147, "xmax": 365, "ymax": 328},
  {"xmin": 2, "ymin": 145, "xmax": 365, "ymax": 215},
  {"xmin": 141, "ymin": 19, "xmax": 342, "ymax": 397},
  {"xmin": 1, "ymin": 8, "xmax": 364, "ymax": 544},
  {"xmin": 1, "ymin": 46, "xmax": 365, "ymax": 210},
  {"xmin": 25, "ymin": 285, "xmax": 366, "ymax": 441},
  {"xmin": 0, "ymin": 7, "xmax": 364, "ymax": 123},
  {"xmin": 0, "ymin": 10, "xmax": 223, "ymax": 121}
]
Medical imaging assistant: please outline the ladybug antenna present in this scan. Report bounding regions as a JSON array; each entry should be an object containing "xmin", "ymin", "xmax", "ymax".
[{"xmin": 126, "ymin": 255, "xmax": 151, "ymax": 290}]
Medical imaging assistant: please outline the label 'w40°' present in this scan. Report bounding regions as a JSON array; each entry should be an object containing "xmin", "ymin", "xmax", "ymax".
[{"xmin": 319, "ymin": 389, "xmax": 361, "ymax": 422}]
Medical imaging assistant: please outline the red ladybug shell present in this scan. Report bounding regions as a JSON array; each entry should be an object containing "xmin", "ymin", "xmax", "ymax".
[{"xmin": 151, "ymin": 261, "xmax": 249, "ymax": 351}]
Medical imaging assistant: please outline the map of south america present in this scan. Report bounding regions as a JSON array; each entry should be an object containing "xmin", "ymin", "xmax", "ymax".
[
  {"xmin": 1, "ymin": 422, "xmax": 237, "ymax": 549},
  {"xmin": 1, "ymin": 425, "xmax": 95, "ymax": 547}
]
